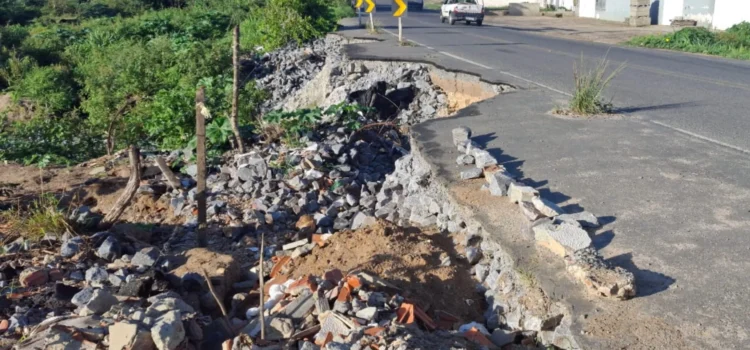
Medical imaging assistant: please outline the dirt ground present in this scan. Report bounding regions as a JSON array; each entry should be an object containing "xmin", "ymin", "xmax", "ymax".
[{"xmin": 286, "ymin": 221, "xmax": 486, "ymax": 322}]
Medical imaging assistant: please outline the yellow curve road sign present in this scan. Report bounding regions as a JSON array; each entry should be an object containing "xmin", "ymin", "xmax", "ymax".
[
  {"xmin": 355, "ymin": 0, "xmax": 363, "ymax": 8},
  {"xmin": 364, "ymin": 0, "xmax": 375, "ymax": 13},
  {"xmin": 393, "ymin": 0, "xmax": 407, "ymax": 17}
]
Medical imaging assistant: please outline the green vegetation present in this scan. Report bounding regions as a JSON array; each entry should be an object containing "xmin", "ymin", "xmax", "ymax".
[
  {"xmin": 263, "ymin": 102, "xmax": 372, "ymax": 146},
  {"xmin": 0, "ymin": 193, "xmax": 70, "ymax": 241},
  {"xmin": 628, "ymin": 22, "xmax": 750, "ymax": 60},
  {"xmin": 568, "ymin": 54, "xmax": 625, "ymax": 116},
  {"xmin": 0, "ymin": 0, "xmax": 354, "ymax": 166}
]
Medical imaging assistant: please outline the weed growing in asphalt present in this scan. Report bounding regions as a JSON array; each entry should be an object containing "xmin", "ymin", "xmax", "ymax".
[
  {"xmin": 366, "ymin": 20, "xmax": 382, "ymax": 34},
  {"xmin": 568, "ymin": 53, "xmax": 625, "ymax": 116}
]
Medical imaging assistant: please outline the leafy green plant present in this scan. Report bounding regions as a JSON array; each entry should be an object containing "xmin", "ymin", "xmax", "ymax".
[
  {"xmin": 568, "ymin": 54, "xmax": 624, "ymax": 116},
  {"xmin": 324, "ymin": 102, "xmax": 373, "ymax": 130},
  {"xmin": 11, "ymin": 65, "xmax": 76, "ymax": 115}
]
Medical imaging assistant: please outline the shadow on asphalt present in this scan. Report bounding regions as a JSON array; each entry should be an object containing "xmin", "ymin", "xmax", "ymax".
[
  {"xmin": 616, "ymin": 101, "xmax": 702, "ymax": 114},
  {"xmin": 608, "ymin": 252, "xmax": 676, "ymax": 297}
]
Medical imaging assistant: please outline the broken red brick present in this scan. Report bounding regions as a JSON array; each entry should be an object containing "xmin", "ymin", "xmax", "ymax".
[
  {"xmin": 19, "ymin": 268, "xmax": 48, "ymax": 288},
  {"xmin": 435, "ymin": 310, "xmax": 460, "ymax": 330},
  {"xmin": 288, "ymin": 274, "xmax": 318, "ymax": 295},
  {"xmin": 413, "ymin": 304, "xmax": 437, "ymax": 330},
  {"xmin": 0, "ymin": 319, "xmax": 8, "ymax": 333},
  {"xmin": 345, "ymin": 275, "xmax": 362, "ymax": 289},
  {"xmin": 336, "ymin": 284, "xmax": 351, "ymax": 302},
  {"xmin": 363, "ymin": 327, "xmax": 385, "ymax": 336},
  {"xmin": 270, "ymin": 256, "xmax": 291, "ymax": 278},
  {"xmin": 315, "ymin": 332, "xmax": 333, "ymax": 347},
  {"xmin": 48, "ymin": 268, "xmax": 63, "ymax": 281},
  {"xmin": 463, "ymin": 327, "xmax": 494, "ymax": 347},
  {"xmin": 396, "ymin": 303, "xmax": 415, "ymax": 325}
]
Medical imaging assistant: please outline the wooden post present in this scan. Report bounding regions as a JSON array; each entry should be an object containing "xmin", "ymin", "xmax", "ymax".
[
  {"xmin": 195, "ymin": 87, "xmax": 208, "ymax": 248},
  {"xmin": 98, "ymin": 146, "xmax": 141, "ymax": 229},
  {"xmin": 230, "ymin": 25, "xmax": 246, "ymax": 153},
  {"xmin": 155, "ymin": 156, "xmax": 182, "ymax": 191},
  {"xmin": 259, "ymin": 232, "xmax": 266, "ymax": 340}
]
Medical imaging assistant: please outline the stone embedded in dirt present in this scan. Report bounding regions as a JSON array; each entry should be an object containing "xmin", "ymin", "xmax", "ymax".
[
  {"xmin": 60, "ymin": 237, "xmax": 84, "ymax": 258},
  {"xmin": 170, "ymin": 248, "xmax": 241, "ymax": 302},
  {"xmin": 78, "ymin": 288, "xmax": 118, "ymax": 315},
  {"xmin": 533, "ymin": 221, "xmax": 592, "ymax": 257},
  {"xmin": 131, "ymin": 247, "xmax": 161, "ymax": 267},
  {"xmin": 532, "ymin": 197, "xmax": 564, "ymax": 217},
  {"xmin": 466, "ymin": 247, "xmax": 483, "ymax": 265},
  {"xmin": 19, "ymin": 267, "xmax": 48, "ymax": 288},
  {"xmin": 85, "ymin": 266, "xmax": 109, "ymax": 287},
  {"xmin": 350, "ymin": 212, "xmax": 377, "ymax": 230},
  {"xmin": 146, "ymin": 293, "xmax": 195, "ymax": 317},
  {"xmin": 151, "ymin": 311, "xmax": 185, "ymax": 350},
  {"xmin": 556, "ymin": 211, "xmax": 600, "ymax": 228},
  {"xmin": 508, "ymin": 183, "xmax": 539, "ymax": 203},
  {"xmin": 486, "ymin": 171, "xmax": 514, "ymax": 197},
  {"xmin": 170, "ymin": 197, "xmax": 185, "ymax": 216},
  {"xmin": 119, "ymin": 276, "xmax": 153, "ymax": 298},
  {"xmin": 266, "ymin": 317, "xmax": 294, "ymax": 341},
  {"xmin": 96, "ymin": 236, "xmax": 122, "ymax": 261},
  {"xmin": 460, "ymin": 168, "xmax": 483, "ymax": 180},
  {"xmin": 452, "ymin": 126, "xmax": 472, "ymax": 146},
  {"xmin": 109, "ymin": 321, "xmax": 156, "ymax": 350}
]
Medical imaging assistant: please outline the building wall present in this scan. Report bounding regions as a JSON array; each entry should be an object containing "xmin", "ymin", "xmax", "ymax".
[
  {"xmin": 482, "ymin": 0, "xmax": 575, "ymax": 9},
  {"xmin": 711, "ymin": 0, "xmax": 749, "ymax": 30},
  {"xmin": 683, "ymin": 0, "xmax": 714, "ymax": 27},
  {"xmin": 659, "ymin": 0, "xmax": 683, "ymax": 25},
  {"xmin": 579, "ymin": 0, "xmax": 597, "ymax": 17},
  {"xmin": 579, "ymin": 0, "xmax": 659, "ymax": 23}
]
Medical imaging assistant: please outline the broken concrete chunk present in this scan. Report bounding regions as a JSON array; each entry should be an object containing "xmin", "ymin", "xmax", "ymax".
[
  {"xmin": 533, "ymin": 221, "xmax": 592, "ymax": 257},
  {"xmin": 460, "ymin": 168, "xmax": 483, "ymax": 180},
  {"xmin": 355, "ymin": 307, "xmax": 378, "ymax": 322},
  {"xmin": 283, "ymin": 239, "xmax": 308, "ymax": 251},
  {"xmin": 456, "ymin": 154, "xmax": 475, "ymax": 165},
  {"xmin": 490, "ymin": 328, "xmax": 517, "ymax": 347},
  {"xmin": 351, "ymin": 212, "xmax": 377, "ymax": 230},
  {"xmin": 508, "ymin": 183, "xmax": 538, "ymax": 203},
  {"xmin": 79, "ymin": 288, "xmax": 118, "ymax": 315},
  {"xmin": 151, "ymin": 311, "xmax": 185, "ymax": 350},
  {"xmin": 267, "ymin": 317, "xmax": 294, "ymax": 341},
  {"xmin": 556, "ymin": 211, "xmax": 600, "ymax": 228},
  {"xmin": 532, "ymin": 197, "xmax": 564, "ymax": 217},
  {"xmin": 131, "ymin": 247, "xmax": 161, "ymax": 267},
  {"xmin": 486, "ymin": 171, "xmax": 513, "ymax": 196},
  {"xmin": 465, "ymin": 247, "xmax": 482, "ymax": 265},
  {"xmin": 452, "ymin": 126, "xmax": 472, "ymax": 146},
  {"xmin": 519, "ymin": 201, "xmax": 544, "ymax": 221},
  {"xmin": 473, "ymin": 150, "xmax": 497, "ymax": 168}
]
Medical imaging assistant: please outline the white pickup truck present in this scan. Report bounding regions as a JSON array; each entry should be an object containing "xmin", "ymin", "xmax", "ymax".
[{"xmin": 440, "ymin": 0, "xmax": 484, "ymax": 26}]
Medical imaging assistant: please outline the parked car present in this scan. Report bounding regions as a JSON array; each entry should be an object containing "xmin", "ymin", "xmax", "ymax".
[{"xmin": 440, "ymin": 0, "xmax": 484, "ymax": 26}]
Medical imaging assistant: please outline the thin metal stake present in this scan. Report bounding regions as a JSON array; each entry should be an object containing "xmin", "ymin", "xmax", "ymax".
[
  {"xmin": 369, "ymin": 12, "xmax": 374, "ymax": 32},
  {"xmin": 398, "ymin": 17, "xmax": 402, "ymax": 42}
]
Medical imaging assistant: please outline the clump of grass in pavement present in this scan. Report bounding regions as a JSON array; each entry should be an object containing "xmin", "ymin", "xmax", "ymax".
[
  {"xmin": 366, "ymin": 19, "xmax": 382, "ymax": 34},
  {"xmin": 568, "ymin": 53, "xmax": 625, "ymax": 116},
  {"xmin": 627, "ymin": 22, "xmax": 750, "ymax": 61}
]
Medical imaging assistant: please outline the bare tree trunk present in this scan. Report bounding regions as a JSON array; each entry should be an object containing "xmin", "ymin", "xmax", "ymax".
[
  {"xmin": 104, "ymin": 96, "xmax": 139, "ymax": 156},
  {"xmin": 99, "ymin": 146, "xmax": 141, "ymax": 229},
  {"xmin": 155, "ymin": 156, "xmax": 182, "ymax": 191},
  {"xmin": 230, "ymin": 25, "xmax": 246, "ymax": 153},
  {"xmin": 259, "ymin": 232, "xmax": 266, "ymax": 340},
  {"xmin": 195, "ymin": 87, "xmax": 208, "ymax": 248}
]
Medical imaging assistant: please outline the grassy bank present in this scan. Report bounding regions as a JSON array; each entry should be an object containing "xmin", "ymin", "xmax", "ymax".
[
  {"xmin": 0, "ymin": 0, "xmax": 354, "ymax": 166},
  {"xmin": 628, "ymin": 22, "xmax": 750, "ymax": 60}
]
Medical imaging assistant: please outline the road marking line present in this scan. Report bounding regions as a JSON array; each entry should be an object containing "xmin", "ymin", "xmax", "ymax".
[
  {"xmin": 649, "ymin": 120, "xmax": 750, "ymax": 155},
  {"xmin": 383, "ymin": 28, "xmax": 571, "ymax": 95},
  {"xmin": 382, "ymin": 22, "xmax": 750, "ymax": 155}
]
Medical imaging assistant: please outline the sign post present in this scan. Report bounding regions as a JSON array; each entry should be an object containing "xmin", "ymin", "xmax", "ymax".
[
  {"xmin": 392, "ymin": 0, "xmax": 407, "ymax": 42},
  {"xmin": 364, "ymin": 0, "xmax": 375, "ymax": 31},
  {"xmin": 355, "ymin": 0, "xmax": 363, "ymax": 27}
]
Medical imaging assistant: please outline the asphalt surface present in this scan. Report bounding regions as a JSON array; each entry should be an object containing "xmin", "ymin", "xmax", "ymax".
[
  {"xmin": 343, "ymin": 12, "xmax": 750, "ymax": 348},
  {"xmin": 374, "ymin": 10, "xmax": 750, "ymax": 154}
]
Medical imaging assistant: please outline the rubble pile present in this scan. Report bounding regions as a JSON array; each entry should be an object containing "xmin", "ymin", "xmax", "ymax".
[{"xmin": 251, "ymin": 35, "xmax": 449, "ymax": 125}]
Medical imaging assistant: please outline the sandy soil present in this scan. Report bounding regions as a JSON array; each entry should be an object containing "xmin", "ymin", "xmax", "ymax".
[{"xmin": 286, "ymin": 221, "xmax": 486, "ymax": 322}]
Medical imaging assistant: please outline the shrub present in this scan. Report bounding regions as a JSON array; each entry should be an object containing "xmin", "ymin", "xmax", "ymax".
[
  {"xmin": 0, "ymin": 114, "xmax": 104, "ymax": 165},
  {"xmin": 628, "ymin": 23, "xmax": 750, "ymax": 61},
  {"xmin": 12, "ymin": 65, "xmax": 76, "ymax": 115}
]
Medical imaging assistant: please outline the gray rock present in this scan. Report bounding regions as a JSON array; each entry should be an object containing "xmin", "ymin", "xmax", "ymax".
[
  {"xmin": 473, "ymin": 150, "xmax": 497, "ymax": 168},
  {"xmin": 556, "ymin": 211, "xmax": 600, "ymax": 228},
  {"xmin": 351, "ymin": 212, "xmax": 377, "ymax": 230},
  {"xmin": 131, "ymin": 247, "xmax": 160, "ymax": 267},
  {"xmin": 85, "ymin": 267, "xmax": 108, "ymax": 287},
  {"xmin": 460, "ymin": 168, "xmax": 483, "ymax": 180},
  {"xmin": 533, "ymin": 221, "xmax": 592, "ymax": 257},
  {"xmin": 80, "ymin": 288, "xmax": 118, "ymax": 314},
  {"xmin": 456, "ymin": 154, "xmax": 474, "ymax": 165},
  {"xmin": 71, "ymin": 287, "xmax": 95, "ymax": 307},
  {"xmin": 487, "ymin": 171, "xmax": 514, "ymax": 196},
  {"xmin": 184, "ymin": 164, "xmax": 198, "ymax": 177},
  {"xmin": 332, "ymin": 300, "xmax": 351, "ymax": 313},
  {"xmin": 151, "ymin": 311, "xmax": 185, "ymax": 350},
  {"xmin": 519, "ymin": 201, "xmax": 544, "ymax": 221},
  {"xmin": 508, "ymin": 183, "xmax": 538, "ymax": 203},
  {"xmin": 356, "ymin": 307, "xmax": 378, "ymax": 321},
  {"xmin": 490, "ymin": 328, "xmax": 517, "ymax": 347},
  {"xmin": 60, "ymin": 237, "xmax": 83, "ymax": 258},
  {"xmin": 96, "ymin": 236, "xmax": 121, "ymax": 261},
  {"xmin": 466, "ymin": 247, "xmax": 482, "ymax": 265},
  {"xmin": 452, "ymin": 126, "xmax": 472, "ymax": 146},
  {"xmin": 109, "ymin": 274, "xmax": 125, "ymax": 287},
  {"xmin": 170, "ymin": 197, "xmax": 185, "ymax": 216},
  {"xmin": 532, "ymin": 197, "xmax": 564, "ymax": 217}
]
